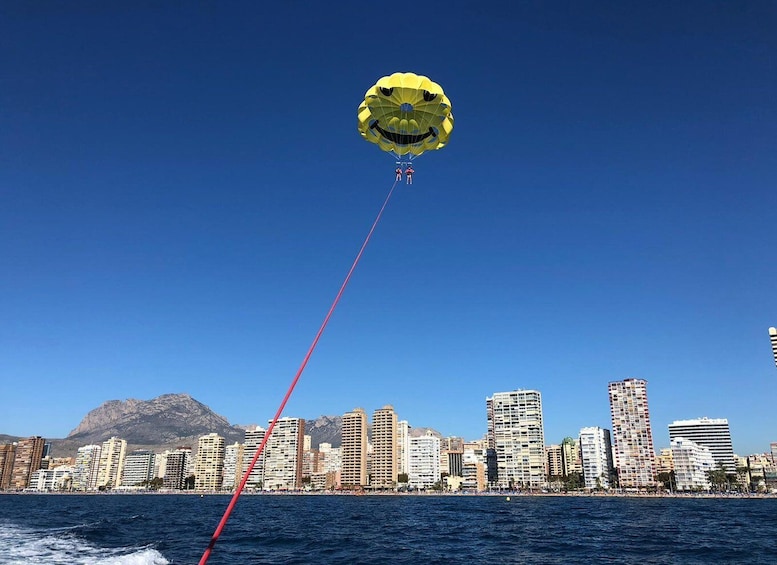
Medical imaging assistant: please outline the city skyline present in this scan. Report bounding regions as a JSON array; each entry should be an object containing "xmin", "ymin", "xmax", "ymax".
[{"xmin": 2, "ymin": 4, "xmax": 775, "ymax": 458}]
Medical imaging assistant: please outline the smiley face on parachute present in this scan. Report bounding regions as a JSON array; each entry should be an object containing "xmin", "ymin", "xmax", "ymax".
[{"xmin": 358, "ymin": 72, "xmax": 454, "ymax": 157}]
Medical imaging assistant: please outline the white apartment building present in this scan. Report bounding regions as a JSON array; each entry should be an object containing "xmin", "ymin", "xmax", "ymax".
[
  {"xmin": 262, "ymin": 417, "xmax": 304, "ymax": 491},
  {"xmin": 242, "ymin": 426, "xmax": 266, "ymax": 489},
  {"xmin": 486, "ymin": 389, "xmax": 546, "ymax": 489},
  {"xmin": 579, "ymin": 427, "xmax": 614, "ymax": 490},
  {"xmin": 194, "ymin": 433, "xmax": 225, "ymax": 491},
  {"xmin": 397, "ymin": 420, "xmax": 411, "ymax": 476},
  {"xmin": 668, "ymin": 417, "xmax": 735, "ymax": 474},
  {"xmin": 608, "ymin": 378, "xmax": 656, "ymax": 489},
  {"xmin": 121, "ymin": 450, "xmax": 155, "ymax": 487},
  {"xmin": 408, "ymin": 432, "xmax": 440, "ymax": 489},
  {"xmin": 28, "ymin": 466, "xmax": 73, "ymax": 492},
  {"xmin": 222, "ymin": 442, "xmax": 243, "ymax": 491},
  {"xmin": 671, "ymin": 437, "xmax": 715, "ymax": 491},
  {"xmin": 72, "ymin": 444, "xmax": 101, "ymax": 491}
]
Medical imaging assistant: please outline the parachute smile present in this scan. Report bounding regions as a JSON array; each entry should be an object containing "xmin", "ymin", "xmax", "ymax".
[{"xmin": 370, "ymin": 121, "xmax": 437, "ymax": 146}]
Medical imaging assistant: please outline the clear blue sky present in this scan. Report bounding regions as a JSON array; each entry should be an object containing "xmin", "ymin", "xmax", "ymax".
[{"xmin": 2, "ymin": 2, "xmax": 775, "ymax": 455}]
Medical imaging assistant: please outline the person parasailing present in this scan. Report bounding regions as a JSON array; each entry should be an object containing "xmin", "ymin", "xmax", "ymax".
[{"xmin": 405, "ymin": 165, "xmax": 414, "ymax": 184}]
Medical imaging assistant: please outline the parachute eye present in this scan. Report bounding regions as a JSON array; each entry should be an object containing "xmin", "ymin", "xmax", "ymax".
[
  {"xmin": 423, "ymin": 90, "xmax": 437, "ymax": 102},
  {"xmin": 380, "ymin": 87, "xmax": 394, "ymax": 97}
]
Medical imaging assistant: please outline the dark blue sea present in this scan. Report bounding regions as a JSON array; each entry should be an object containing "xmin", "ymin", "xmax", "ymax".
[{"xmin": 1, "ymin": 494, "xmax": 776, "ymax": 564}]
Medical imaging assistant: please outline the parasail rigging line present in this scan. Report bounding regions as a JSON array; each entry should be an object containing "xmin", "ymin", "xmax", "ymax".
[{"xmin": 199, "ymin": 177, "xmax": 400, "ymax": 565}]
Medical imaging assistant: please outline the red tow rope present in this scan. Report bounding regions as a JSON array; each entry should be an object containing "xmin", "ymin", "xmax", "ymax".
[{"xmin": 199, "ymin": 178, "xmax": 399, "ymax": 564}]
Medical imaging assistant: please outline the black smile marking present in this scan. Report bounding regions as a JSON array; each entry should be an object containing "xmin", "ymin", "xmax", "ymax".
[{"xmin": 370, "ymin": 121, "xmax": 437, "ymax": 145}]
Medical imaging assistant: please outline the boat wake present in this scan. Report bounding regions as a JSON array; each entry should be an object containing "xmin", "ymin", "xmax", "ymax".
[{"xmin": 0, "ymin": 522, "xmax": 169, "ymax": 565}]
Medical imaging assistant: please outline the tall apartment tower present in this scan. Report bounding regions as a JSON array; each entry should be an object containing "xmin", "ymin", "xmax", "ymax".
[
  {"xmin": 579, "ymin": 427, "xmax": 615, "ymax": 490},
  {"xmin": 262, "ymin": 417, "xmax": 304, "ymax": 490},
  {"xmin": 608, "ymin": 378, "xmax": 656, "ymax": 489},
  {"xmin": 561, "ymin": 437, "xmax": 583, "ymax": 476},
  {"xmin": 546, "ymin": 445, "xmax": 563, "ymax": 477},
  {"xmin": 72, "ymin": 444, "xmax": 102, "ymax": 491},
  {"xmin": 221, "ymin": 442, "xmax": 243, "ymax": 491},
  {"xmin": 341, "ymin": 408, "xmax": 368, "ymax": 488},
  {"xmin": 163, "ymin": 449, "xmax": 191, "ymax": 490},
  {"xmin": 397, "ymin": 420, "xmax": 411, "ymax": 476},
  {"xmin": 195, "ymin": 433, "xmax": 226, "ymax": 491},
  {"xmin": 96, "ymin": 437, "xmax": 127, "ymax": 489},
  {"xmin": 0, "ymin": 444, "xmax": 17, "ymax": 489},
  {"xmin": 10, "ymin": 437, "xmax": 45, "ymax": 489},
  {"xmin": 769, "ymin": 327, "xmax": 777, "ymax": 367},
  {"xmin": 372, "ymin": 405, "xmax": 398, "ymax": 489},
  {"xmin": 242, "ymin": 426, "xmax": 266, "ymax": 489},
  {"xmin": 667, "ymin": 417, "xmax": 735, "ymax": 474},
  {"xmin": 486, "ymin": 390, "xmax": 546, "ymax": 489},
  {"xmin": 408, "ymin": 431, "xmax": 441, "ymax": 489}
]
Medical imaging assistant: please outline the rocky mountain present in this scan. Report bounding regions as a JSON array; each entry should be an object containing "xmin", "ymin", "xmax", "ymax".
[
  {"xmin": 46, "ymin": 393, "xmax": 245, "ymax": 457},
  {"xmin": 304, "ymin": 415, "xmax": 342, "ymax": 448},
  {"xmin": 24, "ymin": 394, "xmax": 442, "ymax": 457}
]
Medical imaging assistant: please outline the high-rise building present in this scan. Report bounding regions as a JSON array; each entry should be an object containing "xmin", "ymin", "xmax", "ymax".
[
  {"xmin": 195, "ymin": 433, "xmax": 226, "ymax": 491},
  {"xmin": 668, "ymin": 417, "xmax": 735, "ymax": 474},
  {"xmin": 608, "ymin": 378, "xmax": 656, "ymax": 489},
  {"xmin": 341, "ymin": 408, "xmax": 368, "ymax": 488},
  {"xmin": 10, "ymin": 436, "xmax": 45, "ymax": 490},
  {"xmin": 222, "ymin": 442, "xmax": 243, "ymax": 491},
  {"xmin": 121, "ymin": 452, "xmax": 151, "ymax": 486},
  {"xmin": 0, "ymin": 444, "xmax": 16, "ymax": 490},
  {"xmin": 561, "ymin": 437, "xmax": 583, "ymax": 476},
  {"xmin": 579, "ymin": 427, "xmax": 614, "ymax": 490},
  {"xmin": 397, "ymin": 420, "xmax": 411, "ymax": 476},
  {"xmin": 121, "ymin": 451, "xmax": 155, "ymax": 487},
  {"xmin": 408, "ymin": 431, "xmax": 441, "ymax": 489},
  {"xmin": 371, "ymin": 405, "xmax": 398, "ymax": 489},
  {"xmin": 96, "ymin": 437, "xmax": 127, "ymax": 489},
  {"xmin": 163, "ymin": 449, "xmax": 191, "ymax": 490},
  {"xmin": 262, "ymin": 417, "xmax": 304, "ymax": 491},
  {"xmin": 486, "ymin": 389, "xmax": 546, "ymax": 489},
  {"xmin": 671, "ymin": 437, "xmax": 715, "ymax": 491},
  {"xmin": 546, "ymin": 445, "xmax": 562, "ymax": 477},
  {"xmin": 769, "ymin": 327, "xmax": 777, "ymax": 367},
  {"xmin": 72, "ymin": 444, "xmax": 101, "ymax": 491},
  {"xmin": 242, "ymin": 426, "xmax": 266, "ymax": 489}
]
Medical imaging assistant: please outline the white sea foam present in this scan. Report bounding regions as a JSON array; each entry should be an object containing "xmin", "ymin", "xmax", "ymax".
[{"xmin": 0, "ymin": 523, "xmax": 169, "ymax": 565}]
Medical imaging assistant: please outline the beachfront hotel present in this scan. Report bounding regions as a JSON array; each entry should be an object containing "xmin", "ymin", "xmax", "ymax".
[
  {"xmin": 608, "ymin": 378, "xmax": 656, "ymax": 489},
  {"xmin": 371, "ymin": 405, "xmax": 398, "ymax": 489},
  {"xmin": 671, "ymin": 437, "xmax": 716, "ymax": 491},
  {"xmin": 408, "ymin": 431, "xmax": 441, "ymax": 489},
  {"xmin": 668, "ymin": 417, "xmax": 735, "ymax": 474},
  {"xmin": 341, "ymin": 408, "xmax": 368, "ymax": 488},
  {"xmin": 486, "ymin": 389, "xmax": 546, "ymax": 489}
]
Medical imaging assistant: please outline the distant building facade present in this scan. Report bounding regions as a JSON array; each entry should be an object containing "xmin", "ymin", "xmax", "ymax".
[
  {"xmin": 10, "ymin": 436, "xmax": 46, "ymax": 490},
  {"xmin": 242, "ymin": 426, "xmax": 266, "ymax": 489},
  {"xmin": 121, "ymin": 450, "xmax": 155, "ymax": 487},
  {"xmin": 96, "ymin": 437, "xmax": 127, "ymax": 489},
  {"xmin": 72, "ymin": 444, "xmax": 101, "ymax": 491},
  {"xmin": 579, "ymin": 427, "xmax": 614, "ymax": 490},
  {"xmin": 341, "ymin": 408, "xmax": 368, "ymax": 488},
  {"xmin": 408, "ymin": 432, "xmax": 440, "ymax": 489},
  {"xmin": 486, "ymin": 389, "xmax": 546, "ymax": 489},
  {"xmin": 371, "ymin": 405, "xmax": 398, "ymax": 489},
  {"xmin": 668, "ymin": 417, "xmax": 735, "ymax": 474},
  {"xmin": 262, "ymin": 417, "xmax": 304, "ymax": 491},
  {"xmin": 671, "ymin": 437, "xmax": 715, "ymax": 491},
  {"xmin": 195, "ymin": 433, "xmax": 225, "ymax": 491},
  {"xmin": 608, "ymin": 378, "xmax": 656, "ymax": 489}
]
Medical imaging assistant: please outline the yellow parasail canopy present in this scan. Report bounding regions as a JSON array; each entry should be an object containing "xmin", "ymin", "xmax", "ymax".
[{"xmin": 357, "ymin": 72, "xmax": 453, "ymax": 158}]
